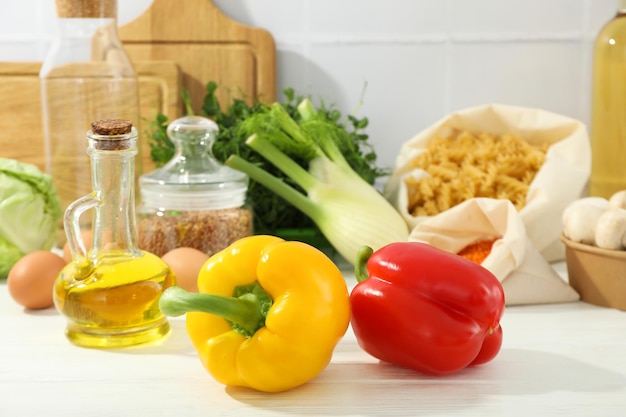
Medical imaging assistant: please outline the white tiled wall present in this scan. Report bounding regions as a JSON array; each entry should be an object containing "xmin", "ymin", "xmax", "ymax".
[{"xmin": 0, "ymin": 0, "xmax": 619, "ymax": 171}]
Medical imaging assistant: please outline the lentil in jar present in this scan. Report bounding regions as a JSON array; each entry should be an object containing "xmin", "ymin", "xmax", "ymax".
[{"xmin": 137, "ymin": 207, "xmax": 253, "ymax": 257}]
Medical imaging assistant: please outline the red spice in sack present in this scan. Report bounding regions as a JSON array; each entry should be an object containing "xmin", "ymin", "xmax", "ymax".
[{"xmin": 457, "ymin": 238, "xmax": 498, "ymax": 264}]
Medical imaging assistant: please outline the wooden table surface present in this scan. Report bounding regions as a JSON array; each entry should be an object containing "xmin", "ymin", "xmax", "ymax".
[{"xmin": 1, "ymin": 264, "xmax": 626, "ymax": 417}]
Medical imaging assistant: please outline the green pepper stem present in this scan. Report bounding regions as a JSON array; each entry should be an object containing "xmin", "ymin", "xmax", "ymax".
[
  {"xmin": 159, "ymin": 285, "xmax": 271, "ymax": 337},
  {"xmin": 355, "ymin": 245, "xmax": 374, "ymax": 283}
]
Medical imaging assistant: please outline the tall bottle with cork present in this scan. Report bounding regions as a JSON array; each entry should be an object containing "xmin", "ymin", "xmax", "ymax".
[
  {"xmin": 39, "ymin": 0, "xmax": 140, "ymax": 244},
  {"xmin": 590, "ymin": 0, "xmax": 626, "ymax": 198}
]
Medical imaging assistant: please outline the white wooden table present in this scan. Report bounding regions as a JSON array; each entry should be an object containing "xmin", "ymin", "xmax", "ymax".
[{"xmin": 1, "ymin": 264, "xmax": 626, "ymax": 417}]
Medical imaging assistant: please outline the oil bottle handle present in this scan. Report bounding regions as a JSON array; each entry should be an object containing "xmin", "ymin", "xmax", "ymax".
[{"xmin": 63, "ymin": 193, "xmax": 99, "ymax": 261}]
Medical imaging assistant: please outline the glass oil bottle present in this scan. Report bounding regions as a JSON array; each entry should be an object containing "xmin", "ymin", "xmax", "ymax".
[
  {"xmin": 53, "ymin": 120, "xmax": 176, "ymax": 349},
  {"xmin": 590, "ymin": 0, "xmax": 626, "ymax": 197}
]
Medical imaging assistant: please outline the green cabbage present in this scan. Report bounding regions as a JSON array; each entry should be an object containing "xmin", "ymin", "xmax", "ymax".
[{"xmin": 0, "ymin": 158, "xmax": 62, "ymax": 278}]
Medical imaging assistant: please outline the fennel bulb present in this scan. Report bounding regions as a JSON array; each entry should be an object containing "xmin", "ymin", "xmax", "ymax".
[{"xmin": 225, "ymin": 102, "xmax": 408, "ymax": 264}]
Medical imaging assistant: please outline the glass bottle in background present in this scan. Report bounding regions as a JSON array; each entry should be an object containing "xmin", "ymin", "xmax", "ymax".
[
  {"xmin": 40, "ymin": 0, "xmax": 140, "ymax": 245},
  {"xmin": 54, "ymin": 120, "xmax": 175, "ymax": 349},
  {"xmin": 590, "ymin": 0, "xmax": 626, "ymax": 198}
]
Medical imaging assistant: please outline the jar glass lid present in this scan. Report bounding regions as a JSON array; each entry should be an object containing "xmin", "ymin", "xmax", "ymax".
[{"xmin": 139, "ymin": 115, "xmax": 248, "ymax": 210}]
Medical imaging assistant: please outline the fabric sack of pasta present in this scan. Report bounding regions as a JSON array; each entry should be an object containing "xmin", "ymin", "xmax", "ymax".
[
  {"xmin": 408, "ymin": 198, "xmax": 579, "ymax": 305},
  {"xmin": 384, "ymin": 103, "xmax": 590, "ymax": 263}
]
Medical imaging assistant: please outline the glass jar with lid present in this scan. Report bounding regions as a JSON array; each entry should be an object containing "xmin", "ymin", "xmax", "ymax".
[{"xmin": 137, "ymin": 115, "xmax": 253, "ymax": 257}]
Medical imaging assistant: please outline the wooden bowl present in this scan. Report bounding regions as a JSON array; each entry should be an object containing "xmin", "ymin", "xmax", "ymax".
[{"xmin": 561, "ymin": 233, "xmax": 626, "ymax": 311}]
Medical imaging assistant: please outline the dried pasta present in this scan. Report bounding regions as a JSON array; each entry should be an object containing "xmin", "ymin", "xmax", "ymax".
[{"xmin": 405, "ymin": 129, "xmax": 548, "ymax": 216}]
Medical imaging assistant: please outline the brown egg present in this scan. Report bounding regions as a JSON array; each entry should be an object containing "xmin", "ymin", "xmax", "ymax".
[
  {"xmin": 62, "ymin": 229, "xmax": 93, "ymax": 263},
  {"xmin": 161, "ymin": 247, "xmax": 210, "ymax": 293},
  {"xmin": 7, "ymin": 251, "xmax": 67, "ymax": 310}
]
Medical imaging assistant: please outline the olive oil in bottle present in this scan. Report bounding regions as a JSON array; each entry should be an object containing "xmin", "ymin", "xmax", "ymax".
[
  {"xmin": 590, "ymin": 0, "xmax": 626, "ymax": 198},
  {"xmin": 53, "ymin": 120, "xmax": 175, "ymax": 348},
  {"xmin": 54, "ymin": 251, "xmax": 175, "ymax": 348}
]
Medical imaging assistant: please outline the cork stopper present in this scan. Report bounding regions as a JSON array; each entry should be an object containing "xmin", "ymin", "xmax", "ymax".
[
  {"xmin": 90, "ymin": 119, "xmax": 135, "ymax": 151},
  {"xmin": 91, "ymin": 119, "xmax": 132, "ymax": 135},
  {"xmin": 55, "ymin": 0, "xmax": 116, "ymax": 18}
]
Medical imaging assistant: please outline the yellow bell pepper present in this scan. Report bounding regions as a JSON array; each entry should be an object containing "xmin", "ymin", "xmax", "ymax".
[{"xmin": 159, "ymin": 235, "xmax": 351, "ymax": 393}]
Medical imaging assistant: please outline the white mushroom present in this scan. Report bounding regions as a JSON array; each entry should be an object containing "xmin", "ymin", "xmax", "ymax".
[
  {"xmin": 595, "ymin": 208, "xmax": 626, "ymax": 250},
  {"xmin": 562, "ymin": 197, "xmax": 609, "ymax": 223},
  {"xmin": 608, "ymin": 190, "xmax": 626, "ymax": 210},
  {"xmin": 562, "ymin": 197, "xmax": 609, "ymax": 245}
]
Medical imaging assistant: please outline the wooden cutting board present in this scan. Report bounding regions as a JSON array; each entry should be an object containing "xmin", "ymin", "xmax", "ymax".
[
  {"xmin": 118, "ymin": 0, "xmax": 276, "ymax": 112},
  {"xmin": 0, "ymin": 0, "xmax": 276, "ymax": 174}
]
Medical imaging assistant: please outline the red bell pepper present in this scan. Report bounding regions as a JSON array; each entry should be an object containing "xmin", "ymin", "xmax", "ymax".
[{"xmin": 350, "ymin": 242, "xmax": 505, "ymax": 375}]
